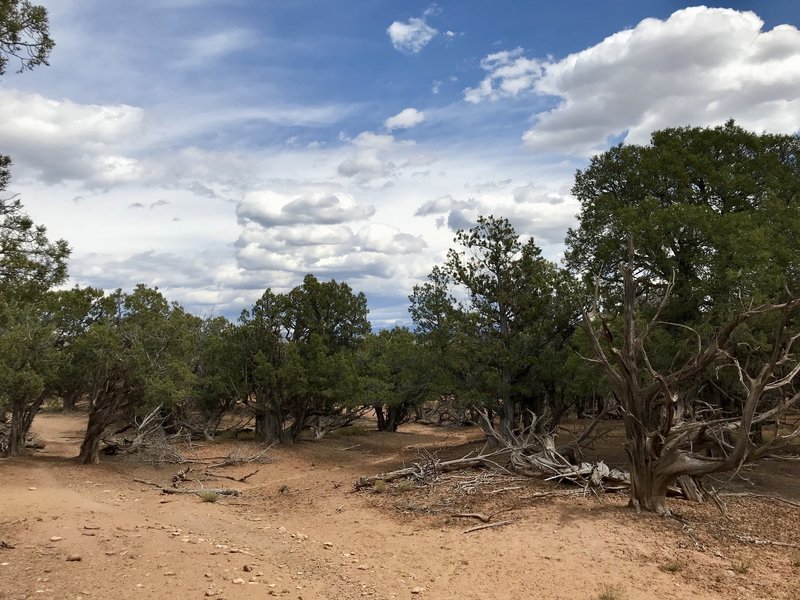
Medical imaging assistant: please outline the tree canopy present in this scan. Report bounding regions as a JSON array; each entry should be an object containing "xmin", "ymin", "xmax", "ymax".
[
  {"xmin": 565, "ymin": 120, "xmax": 800, "ymax": 322},
  {"xmin": 0, "ymin": 0, "xmax": 53, "ymax": 75}
]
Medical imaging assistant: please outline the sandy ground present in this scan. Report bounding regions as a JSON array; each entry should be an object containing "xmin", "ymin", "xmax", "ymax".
[{"xmin": 1, "ymin": 413, "xmax": 798, "ymax": 600}]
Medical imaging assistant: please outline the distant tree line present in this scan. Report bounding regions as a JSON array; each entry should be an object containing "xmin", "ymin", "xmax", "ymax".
[{"xmin": 2, "ymin": 1, "xmax": 800, "ymax": 514}]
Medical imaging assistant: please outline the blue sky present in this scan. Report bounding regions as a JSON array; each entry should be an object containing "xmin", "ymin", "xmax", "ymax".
[{"xmin": 2, "ymin": 1, "xmax": 799, "ymax": 325}]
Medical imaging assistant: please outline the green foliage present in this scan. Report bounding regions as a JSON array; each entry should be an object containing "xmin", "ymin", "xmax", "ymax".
[
  {"xmin": 76, "ymin": 285, "xmax": 198, "ymax": 463},
  {"xmin": 412, "ymin": 215, "xmax": 581, "ymax": 435},
  {"xmin": 357, "ymin": 327, "xmax": 427, "ymax": 431},
  {"xmin": 567, "ymin": 122, "xmax": 800, "ymax": 416},
  {"xmin": 566, "ymin": 120, "xmax": 800, "ymax": 322},
  {"xmin": 236, "ymin": 274, "xmax": 371, "ymax": 442},
  {"xmin": 0, "ymin": 157, "xmax": 70, "ymax": 455},
  {"xmin": 0, "ymin": 0, "xmax": 54, "ymax": 75}
]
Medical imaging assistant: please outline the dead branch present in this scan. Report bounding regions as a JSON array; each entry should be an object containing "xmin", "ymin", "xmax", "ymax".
[
  {"xmin": 204, "ymin": 445, "xmax": 273, "ymax": 468},
  {"xmin": 203, "ymin": 469, "xmax": 259, "ymax": 483},
  {"xmin": 355, "ymin": 449, "xmax": 512, "ymax": 489},
  {"xmin": 161, "ymin": 487, "xmax": 240, "ymax": 496},
  {"xmin": 462, "ymin": 520, "xmax": 513, "ymax": 534},
  {"xmin": 451, "ymin": 512, "xmax": 492, "ymax": 523},
  {"xmin": 483, "ymin": 486, "xmax": 523, "ymax": 495},
  {"xmin": 735, "ymin": 534, "xmax": 800, "ymax": 549},
  {"xmin": 133, "ymin": 477, "xmax": 240, "ymax": 496}
]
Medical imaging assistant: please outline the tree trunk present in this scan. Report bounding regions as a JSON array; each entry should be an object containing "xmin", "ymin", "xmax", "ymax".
[
  {"xmin": 374, "ymin": 404, "xmax": 387, "ymax": 431},
  {"xmin": 255, "ymin": 410, "xmax": 285, "ymax": 443},
  {"xmin": 500, "ymin": 396, "xmax": 516, "ymax": 440},
  {"xmin": 627, "ymin": 434, "xmax": 669, "ymax": 514},
  {"xmin": 384, "ymin": 404, "xmax": 407, "ymax": 432},
  {"xmin": 78, "ymin": 410, "xmax": 107, "ymax": 465},
  {"xmin": 6, "ymin": 402, "xmax": 27, "ymax": 457},
  {"xmin": 62, "ymin": 391, "xmax": 80, "ymax": 412},
  {"xmin": 5, "ymin": 393, "xmax": 45, "ymax": 457}
]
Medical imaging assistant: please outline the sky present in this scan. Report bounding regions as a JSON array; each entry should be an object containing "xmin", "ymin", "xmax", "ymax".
[{"xmin": 2, "ymin": 1, "xmax": 799, "ymax": 326}]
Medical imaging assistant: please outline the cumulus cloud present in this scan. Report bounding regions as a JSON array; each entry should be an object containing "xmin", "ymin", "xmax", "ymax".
[
  {"xmin": 387, "ymin": 14, "xmax": 438, "ymax": 54},
  {"xmin": 337, "ymin": 131, "xmax": 416, "ymax": 183},
  {"xmin": 465, "ymin": 7, "xmax": 800, "ymax": 156},
  {"xmin": 464, "ymin": 48, "xmax": 544, "ymax": 103},
  {"xmin": 414, "ymin": 194, "xmax": 477, "ymax": 216},
  {"xmin": 236, "ymin": 236, "xmax": 397, "ymax": 280},
  {"xmin": 355, "ymin": 224, "xmax": 427, "ymax": 254},
  {"xmin": 237, "ymin": 191, "xmax": 375, "ymax": 227},
  {"xmin": 385, "ymin": 108, "xmax": 425, "ymax": 130},
  {"xmin": 0, "ymin": 89, "xmax": 145, "ymax": 186}
]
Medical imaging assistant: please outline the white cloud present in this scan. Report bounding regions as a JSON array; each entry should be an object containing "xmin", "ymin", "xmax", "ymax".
[
  {"xmin": 414, "ymin": 194, "xmax": 476, "ymax": 217},
  {"xmin": 385, "ymin": 108, "xmax": 425, "ymax": 130},
  {"xmin": 237, "ymin": 191, "xmax": 375, "ymax": 227},
  {"xmin": 464, "ymin": 7, "xmax": 800, "ymax": 156},
  {"xmin": 387, "ymin": 16, "xmax": 438, "ymax": 54},
  {"xmin": 464, "ymin": 48, "xmax": 544, "ymax": 103},
  {"xmin": 337, "ymin": 131, "xmax": 417, "ymax": 183},
  {"xmin": 0, "ymin": 88, "xmax": 146, "ymax": 186},
  {"xmin": 355, "ymin": 224, "xmax": 427, "ymax": 254}
]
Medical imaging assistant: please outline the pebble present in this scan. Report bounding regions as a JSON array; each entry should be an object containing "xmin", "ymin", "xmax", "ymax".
[
  {"xmin": 205, "ymin": 590, "xmax": 217, "ymax": 597},
  {"xmin": 323, "ymin": 542, "xmax": 334, "ymax": 549},
  {"xmin": 411, "ymin": 587, "xmax": 426, "ymax": 594},
  {"xmin": 233, "ymin": 577, "xmax": 245, "ymax": 584},
  {"xmin": 49, "ymin": 536, "xmax": 63, "ymax": 542},
  {"xmin": 66, "ymin": 554, "xmax": 82, "ymax": 562}
]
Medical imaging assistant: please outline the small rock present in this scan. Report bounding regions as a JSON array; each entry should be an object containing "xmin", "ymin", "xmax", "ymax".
[
  {"xmin": 28, "ymin": 487, "xmax": 37, "ymax": 491},
  {"xmin": 411, "ymin": 587, "xmax": 426, "ymax": 594},
  {"xmin": 357, "ymin": 564, "xmax": 369, "ymax": 570},
  {"xmin": 205, "ymin": 589, "xmax": 217, "ymax": 597},
  {"xmin": 233, "ymin": 577, "xmax": 245, "ymax": 584},
  {"xmin": 243, "ymin": 564, "xmax": 253, "ymax": 572},
  {"xmin": 66, "ymin": 554, "xmax": 82, "ymax": 562},
  {"xmin": 323, "ymin": 542, "xmax": 333, "ymax": 549},
  {"xmin": 49, "ymin": 536, "xmax": 63, "ymax": 542}
]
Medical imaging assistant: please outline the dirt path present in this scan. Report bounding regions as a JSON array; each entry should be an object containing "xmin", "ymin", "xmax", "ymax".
[{"xmin": 1, "ymin": 414, "xmax": 797, "ymax": 600}]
